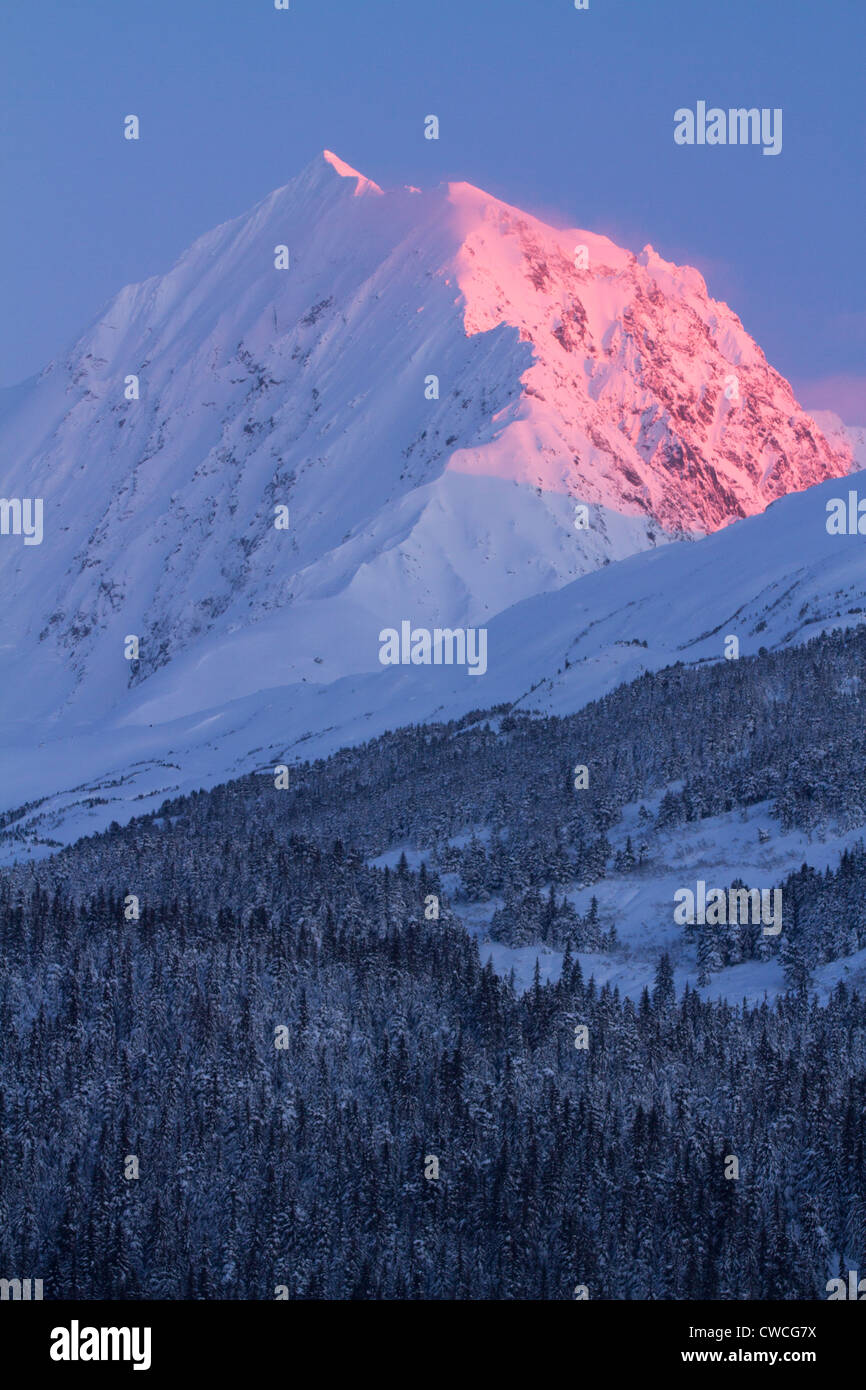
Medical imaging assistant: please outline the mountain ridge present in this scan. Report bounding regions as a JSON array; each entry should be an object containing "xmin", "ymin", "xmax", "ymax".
[{"xmin": 0, "ymin": 149, "xmax": 856, "ymax": 854}]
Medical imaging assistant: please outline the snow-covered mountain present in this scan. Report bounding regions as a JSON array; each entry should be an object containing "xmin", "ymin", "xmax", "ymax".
[
  {"xmin": 0, "ymin": 149, "xmax": 856, "ymax": 854},
  {"xmin": 2, "ymin": 457, "xmax": 865, "ymax": 860},
  {"xmin": 0, "ymin": 151, "xmax": 850, "ymax": 714}
]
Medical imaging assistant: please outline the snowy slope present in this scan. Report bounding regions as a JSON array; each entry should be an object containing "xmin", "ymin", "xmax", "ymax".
[
  {"xmin": 0, "ymin": 150, "xmax": 855, "ymax": 853},
  {"xmin": 1, "ymin": 461, "xmax": 865, "ymax": 859},
  {"xmin": 431, "ymin": 798, "xmax": 866, "ymax": 1006}
]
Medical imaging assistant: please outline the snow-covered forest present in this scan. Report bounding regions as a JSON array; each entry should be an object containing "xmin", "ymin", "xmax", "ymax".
[{"xmin": 3, "ymin": 624, "xmax": 866, "ymax": 1297}]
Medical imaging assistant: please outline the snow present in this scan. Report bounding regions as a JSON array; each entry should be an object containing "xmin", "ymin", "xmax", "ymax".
[
  {"xmin": 321, "ymin": 149, "xmax": 383, "ymax": 195},
  {"xmin": 0, "ymin": 149, "xmax": 857, "ymax": 869},
  {"xmin": 1, "ymin": 455, "xmax": 865, "ymax": 862},
  {"xmin": 423, "ymin": 798, "xmax": 866, "ymax": 1004}
]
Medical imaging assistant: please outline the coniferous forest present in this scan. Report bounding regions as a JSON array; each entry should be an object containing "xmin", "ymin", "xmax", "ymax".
[{"xmin": 2, "ymin": 627, "xmax": 866, "ymax": 1298}]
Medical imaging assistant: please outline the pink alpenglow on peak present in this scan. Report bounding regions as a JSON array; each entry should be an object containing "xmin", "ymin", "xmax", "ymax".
[
  {"xmin": 321, "ymin": 149, "xmax": 382, "ymax": 196},
  {"xmin": 440, "ymin": 178, "xmax": 850, "ymax": 532}
]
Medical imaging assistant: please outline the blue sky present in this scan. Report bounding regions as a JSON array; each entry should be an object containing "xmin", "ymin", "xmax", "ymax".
[{"xmin": 1, "ymin": 0, "xmax": 863, "ymax": 416}]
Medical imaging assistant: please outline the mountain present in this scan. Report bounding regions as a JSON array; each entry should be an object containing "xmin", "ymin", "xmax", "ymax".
[
  {"xmin": 0, "ymin": 151, "xmax": 850, "ymax": 709},
  {"xmin": 0, "ymin": 150, "xmax": 855, "ymax": 853},
  {"xmin": 2, "ymin": 457, "xmax": 866, "ymax": 860}
]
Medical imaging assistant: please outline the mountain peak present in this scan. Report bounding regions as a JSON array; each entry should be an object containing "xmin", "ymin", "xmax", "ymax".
[
  {"xmin": 0, "ymin": 147, "xmax": 852, "ymax": 741},
  {"xmin": 320, "ymin": 149, "xmax": 382, "ymax": 196}
]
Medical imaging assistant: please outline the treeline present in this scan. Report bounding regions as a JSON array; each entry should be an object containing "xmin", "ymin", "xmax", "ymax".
[{"xmin": 8, "ymin": 627, "xmax": 866, "ymax": 908}]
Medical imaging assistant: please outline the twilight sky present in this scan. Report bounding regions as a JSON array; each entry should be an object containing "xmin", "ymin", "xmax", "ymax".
[{"xmin": 1, "ymin": 0, "xmax": 863, "ymax": 418}]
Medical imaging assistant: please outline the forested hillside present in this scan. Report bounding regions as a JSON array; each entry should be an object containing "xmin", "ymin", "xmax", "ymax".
[
  {"xmin": 3, "ymin": 626, "xmax": 866, "ymax": 1298},
  {"xmin": 1, "ymin": 851, "xmax": 864, "ymax": 1299}
]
